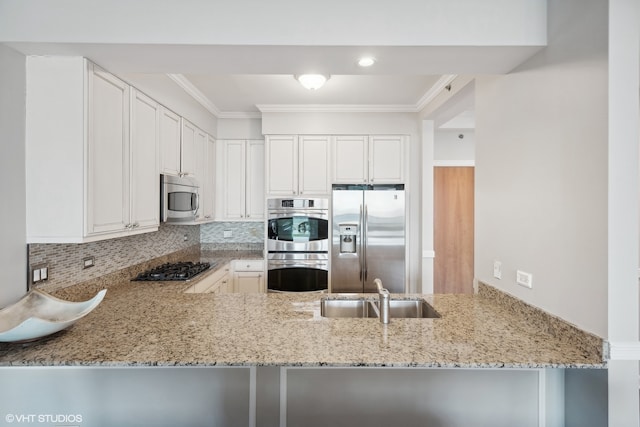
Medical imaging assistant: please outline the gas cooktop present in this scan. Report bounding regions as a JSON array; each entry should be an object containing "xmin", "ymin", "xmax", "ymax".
[{"xmin": 132, "ymin": 261, "xmax": 211, "ymax": 281}]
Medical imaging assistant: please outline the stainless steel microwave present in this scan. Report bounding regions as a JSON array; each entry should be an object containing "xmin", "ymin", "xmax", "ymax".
[{"xmin": 160, "ymin": 174, "xmax": 199, "ymax": 223}]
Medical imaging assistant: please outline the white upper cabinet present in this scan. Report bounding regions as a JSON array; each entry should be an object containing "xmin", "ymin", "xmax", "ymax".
[
  {"xmin": 180, "ymin": 119, "xmax": 197, "ymax": 178},
  {"xmin": 129, "ymin": 89, "xmax": 160, "ymax": 231},
  {"xmin": 217, "ymin": 140, "xmax": 265, "ymax": 221},
  {"xmin": 159, "ymin": 107, "xmax": 181, "ymax": 177},
  {"xmin": 368, "ymin": 135, "xmax": 405, "ymax": 183},
  {"xmin": 298, "ymin": 135, "xmax": 331, "ymax": 194},
  {"xmin": 333, "ymin": 135, "xmax": 405, "ymax": 184},
  {"xmin": 332, "ymin": 136, "xmax": 369, "ymax": 184},
  {"xmin": 265, "ymin": 135, "xmax": 298, "ymax": 196},
  {"xmin": 246, "ymin": 140, "xmax": 266, "ymax": 219},
  {"xmin": 86, "ymin": 65, "xmax": 130, "ymax": 235},
  {"xmin": 202, "ymin": 136, "xmax": 216, "ymax": 221},
  {"xmin": 25, "ymin": 57, "xmax": 159, "ymax": 243},
  {"xmin": 265, "ymin": 135, "xmax": 330, "ymax": 196}
]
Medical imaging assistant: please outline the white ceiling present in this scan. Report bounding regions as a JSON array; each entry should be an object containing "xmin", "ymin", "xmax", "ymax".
[{"xmin": 8, "ymin": 42, "xmax": 543, "ymax": 117}]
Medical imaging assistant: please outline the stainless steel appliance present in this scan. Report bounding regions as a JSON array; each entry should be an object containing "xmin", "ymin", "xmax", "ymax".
[
  {"xmin": 160, "ymin": 174, "xmax": 199, "ymax": 223},
  {"xmin": 267, "ymin": 198, "xmax": 329, "ymax": 292},
  {"xmin": 331, "ymin": 184, "xmax": 405, "ymax": 293},
  {"xmin": 132, "ymin": 261, "xmax": 211, "ymax": 281}
]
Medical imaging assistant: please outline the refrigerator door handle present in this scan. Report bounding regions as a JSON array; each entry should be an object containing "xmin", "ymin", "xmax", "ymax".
[
  {"xmin": 359, "ymin": 204, "xmax": 363, "ymax": 281},
  {"xmin": 363, "ymin": 204, "xmax": 368, "ymax": 281}
]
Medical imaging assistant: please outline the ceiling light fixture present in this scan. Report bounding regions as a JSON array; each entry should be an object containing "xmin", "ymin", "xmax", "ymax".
[
  {"xmin": 296, "ymin": 74, "xmax": 329, "ymax": 90},
  {"xmin": 358, "ymin": 57, "xmax": 376, "ymax": 67}
]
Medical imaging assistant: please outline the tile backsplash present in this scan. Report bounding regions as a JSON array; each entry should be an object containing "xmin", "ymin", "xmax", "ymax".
[
  {"xmin": 200, "ymin": 221, "xmax": 264, "ymax": 244},
  {"xmin": 29, "ymin": 224, "xmax": 200, "ymax": 291},
  {"xmin": 28, "ymin": 221, "xmax": 266, "ymax": 292}
]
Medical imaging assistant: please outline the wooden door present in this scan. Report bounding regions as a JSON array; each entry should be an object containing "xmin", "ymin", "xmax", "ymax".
[{"xmin": 434, "ymin": 167, "xmax": 474, "ymax": 293}]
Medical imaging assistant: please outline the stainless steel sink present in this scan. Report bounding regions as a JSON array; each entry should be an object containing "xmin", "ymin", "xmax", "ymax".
[
  {"xmin": 320, "ymin": 298, "xmax": 440, "ymax": 319},
  {"xmin": 319, "ymin": 299, "xmax": 377, "ymax": 318},
  {"xmin": 383, "ymin": 300, "xmax": 441, "ymax": 319}
]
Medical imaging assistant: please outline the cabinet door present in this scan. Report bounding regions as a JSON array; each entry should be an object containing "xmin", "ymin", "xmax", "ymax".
[
  {"xmin": 369, "ymin": 135, "xmax": 405, "ymax": 183},
  {"xmin": 333, "ymin": 135, "xmax": 368, "ymax": 184},
  {"xmin": 86, "ymin": 65, "xmax": 130, "ymax": 235},
  {"xmin": 223, "ymin": 140, "xmax": 246, "ymax": 219},
  {"xmin": 130, "ymin": 89, "xmax": 160, "ymax": 230},
  {"xmin": 193, "ymin": 128, "xmax": 207, "ymax": 220},
  {"xmin": 234, "ymin": 272, "xmax": 264, "ymax": 293},
  {"xmin": 181, "ymin": 119, "xmax": 196, "ymax": 177},
  {"xmin": 159, "ymin": 107, "xmax": 181, "ymax": 176},
  {"xmin": 202, "ymin": 136, "xmax": 215, "ymax": 221},
  {"xmin": 299, "ymin": 135, "xmax": 330, "ymax": 195},
  {"xmin": 266, "ymin": 135, "xmax": 298, "ymax": 195},
  {"xmin": 246, "ymin": 140, "xmax": 265, "ymax": 220}
]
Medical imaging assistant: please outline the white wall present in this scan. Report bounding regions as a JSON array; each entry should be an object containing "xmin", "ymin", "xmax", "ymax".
[
  {"xmin": 0, "ymin": 44, "xmax": 27, "ymax": 308},
  {"xmin": 262, "ymin": 112, "xmax": 422, "ymax": 293},
  {"xmin": 475, "ymin": 0, "xmax": 608, "ymax": 337},
  {"xmin": 434, "ymin": 129, "xmax": 475, "ymax": 162},
  {"xmin": 217, "ymin": 118, "xmax": 263, "ymax": 140}
]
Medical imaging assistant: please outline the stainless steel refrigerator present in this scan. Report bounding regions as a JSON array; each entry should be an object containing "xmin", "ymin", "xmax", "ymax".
[{"xmin": 331, "ymin": 184, "xmax": 405, "ymax": 293}]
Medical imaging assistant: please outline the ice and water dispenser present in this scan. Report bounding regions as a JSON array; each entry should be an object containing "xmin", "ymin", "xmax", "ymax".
[{"xmin": 338, "ymin": 224, "xmax": 358, "ymax": 253}]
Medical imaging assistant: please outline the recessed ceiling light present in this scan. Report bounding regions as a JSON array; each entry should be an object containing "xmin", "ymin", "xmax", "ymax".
[
  {"xmin": 358, "ymin": 57, "xmax": 376, "ymax": 67},
  {"xmin": 295, "ymin": 74, "xmax": 330, "ymax": 90}
]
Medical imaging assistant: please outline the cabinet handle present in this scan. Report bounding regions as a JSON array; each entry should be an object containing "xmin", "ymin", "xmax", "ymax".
[{"xmin": 247, "ymin": 214, "xmax": 250, "ymax": 218}]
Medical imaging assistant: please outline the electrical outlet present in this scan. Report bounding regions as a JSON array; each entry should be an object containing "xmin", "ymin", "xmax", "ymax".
[
  {"xmin": 223, "ymin": 230, "xmax": 232, "ymax": 238},
  {"xmin": 493, "ymin": 260, "xmax": 502, "ymax": 279},
  {"xmin": 516, "ymin": 270, "xmax": 533, "ymax": 289},
  {"xmin": 83, "ymin": 256, "xmax": 95, "ymax": 269}
]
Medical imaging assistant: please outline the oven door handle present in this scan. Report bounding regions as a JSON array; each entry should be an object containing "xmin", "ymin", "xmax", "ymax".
[
  {"xmin": 267, "ymin": 211, "xmax": 328, "ymax": 220},
  {"xmin": 268, "ymin": 261, "xmax": 328, "ymax": 269}
]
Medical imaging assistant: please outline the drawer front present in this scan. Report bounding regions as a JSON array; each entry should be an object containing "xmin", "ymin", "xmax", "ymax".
[{"xmin": 234, "ymin": 259, "xmax": 264, "ymax": 272}]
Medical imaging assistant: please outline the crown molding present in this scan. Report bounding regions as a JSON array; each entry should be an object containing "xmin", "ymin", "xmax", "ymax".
[
  {"xmin": 218, "ymin": 111, "xmax": 263, "ymax": 119},
  {"xmin": 169, "ymin": 74, "xmax": 460, "ymax": 117},
  {"xmin": 415, "ymin": 74, "xmax": 457, "ymax": 112},
  {"xmin": 167, "ymin": 74, "xmax": 221, "ymax": 118},
  {"xmin": 256, "ymin": 104, "xmax": 417, "ymax": 113}
]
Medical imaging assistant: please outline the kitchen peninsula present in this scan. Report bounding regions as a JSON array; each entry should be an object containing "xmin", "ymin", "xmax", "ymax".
[{"xmin": 0, "ymin": 247, "xmax": 605, "ymax": 426}]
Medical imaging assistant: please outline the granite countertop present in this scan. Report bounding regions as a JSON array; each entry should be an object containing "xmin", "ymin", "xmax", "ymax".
[{"xmin": 0, "ymin": 262, "xmax": 605, "ymax": 368}]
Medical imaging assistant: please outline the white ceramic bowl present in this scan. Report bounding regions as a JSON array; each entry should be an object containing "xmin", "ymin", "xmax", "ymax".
[{"xmin": 0, "ymin": 289, "xmax": 106, "ymax": 342}]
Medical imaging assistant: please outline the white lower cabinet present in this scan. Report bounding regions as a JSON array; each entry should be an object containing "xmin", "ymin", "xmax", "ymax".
[
  {"xmin": 185, "ymin": 263, "xmax": 231, "ymax": 294},
  {"xmin": 186, "ymin": 260, "xmax": 265, "ymax": 294},
  {"xmin": 232, "ymin": 260, "xmax": 265, "ymax": 293},
  {"xmin": 25, "ymin": 56, "xmax": 160, "ymax": 243}
]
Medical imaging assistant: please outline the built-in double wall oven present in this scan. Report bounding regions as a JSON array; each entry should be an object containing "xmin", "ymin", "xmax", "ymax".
[{"xmin": 267, "ymin": 198, "xmax": 329, "ymax": 293}]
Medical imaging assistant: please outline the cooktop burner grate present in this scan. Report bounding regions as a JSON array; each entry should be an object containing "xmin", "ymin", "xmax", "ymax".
[{"xmin": 132, "ymin": 261, "xmax": 211, "ymax": 281}]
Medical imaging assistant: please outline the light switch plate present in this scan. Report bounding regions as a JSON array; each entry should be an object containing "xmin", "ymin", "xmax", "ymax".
[
  {"xmin": 223, "ymin": 230, "xmax": 232, "ymax": 238},
  {"xmin": 493, "ymin": 260, "xmax": 502, "ymax": 279}
]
